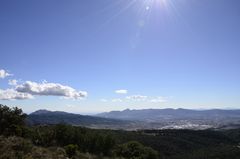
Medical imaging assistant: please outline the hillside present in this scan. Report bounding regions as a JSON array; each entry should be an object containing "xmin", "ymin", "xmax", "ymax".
[
  {"xmin": 27, "ymin": 109, "xmax": 138, "ymax": 129},
  {"xmin": 1, "ymin": 104, "xmax": 240, "ymax": 159}
]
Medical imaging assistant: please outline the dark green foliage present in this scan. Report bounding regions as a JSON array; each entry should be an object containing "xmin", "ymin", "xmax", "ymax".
[
  {"xmin": 0, "ymin": 104, "xmax": 27, "ymax": 136},
  {"xmin": 64, "ymin": 144, "xmax": 78, "ymax": 158},
  {"xmin": 31, "ymin": 125, "xmax": 56, "ymax": 146},
  {"xmin": 115, "ymin": 141, "xmax": 159, "ymax": 159},
  {"xmin": 106, "ymin": 129, "xmax": 240, "ymax": 158},
  {"xmin": 28, "ymin": 124, "xmax": 117, "ymax": 156},
  {"xmin": 55, "ymin": 124, "xmax": 75, "ymax": 146},
  {"xmin": 223, "ymin": 128, "xmax": 240, "ymax": 143},
  {"xmin": 0, "ymin": 136, "xmax": 68, "ymax": 159}
]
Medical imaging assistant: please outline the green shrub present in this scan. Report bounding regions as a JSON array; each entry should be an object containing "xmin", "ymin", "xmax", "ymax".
[
  {"xmin": 115, "ymin": 141, "xmax": 158, "ymax": 159},
  {"xmin": 64, "ymin": 144, "xmax": 78, "ymax": 158}
]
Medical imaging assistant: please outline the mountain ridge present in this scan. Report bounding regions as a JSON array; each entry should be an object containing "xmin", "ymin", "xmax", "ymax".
[
  {"xmin": 27, "ymin": 109, "xmax": 138, "ymax": 129},
  {"xmin": 95, "ymin": 108, "xmax": 240, "ymax": 129},
  {"xmin": 27, "ymin": 108, "xmax": 240, "ymax": 130}
]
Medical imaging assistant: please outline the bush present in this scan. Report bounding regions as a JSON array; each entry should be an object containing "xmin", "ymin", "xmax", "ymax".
[
  {"xmin": 115, "ymin": 141, "xmax": 158, "ymax": 159},
  {"xmin": 64, "ymin": 144, "xmax": 78, "ymax": 158},
  {"xmin": 0, "ymin": 136, "xmax": 33, "ymax": 159}
]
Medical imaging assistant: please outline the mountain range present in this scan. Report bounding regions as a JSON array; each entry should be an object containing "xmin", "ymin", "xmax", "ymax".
[
  {"xmin": 27, "ymin": 108, "xmax": 240, "ymax": 130},
  {"xmin": 27, "ymin": 109, "xmax": 137, "ymax": 129},
  {"xmin": 96, "ymin": 108, "xmax": 240, "ymax": 121}
]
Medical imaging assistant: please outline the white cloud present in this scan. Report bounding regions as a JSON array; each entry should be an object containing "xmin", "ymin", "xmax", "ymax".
[
  {"xmin": 16, "ymin": 81, "xmax": 87, "ymax": 99},
  {"xmin": 115, "ymin": 89, "xmax": 128, "ymax": 94},
  {"xmin": 112, "ymin": 98, "xmax": 123, "ymax": 102},
  {"xmin": 0, "ymin": 89, "xmax": 33, "ymax": 100},
  {"xmin": 150, "ymin": 96, "xmax": 167, "ymax": 103},
  {"xmin": 126, "ymin": 95, "xmax": 147, "ymax": 101},
  {"xmin": 8, "ymin": 79, "xmax": 18, "ymax": 86},
  {"xmin": 0, "ymin": 69, "xmax": 12, "ymax": 79}
]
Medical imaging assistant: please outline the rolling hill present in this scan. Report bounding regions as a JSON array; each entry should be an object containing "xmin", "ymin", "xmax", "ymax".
[{"xmin": 27, "ymin": 109, "xmax": 138, "ymax": 129}]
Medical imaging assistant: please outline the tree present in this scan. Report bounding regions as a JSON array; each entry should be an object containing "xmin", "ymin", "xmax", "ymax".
[
  {"xmin": 0, "ymin": 104, "xmax": 27, "ymax": 136},
  {"xmin": 54, "ymin": 124, "xmax": 75, "ymax": 146}
]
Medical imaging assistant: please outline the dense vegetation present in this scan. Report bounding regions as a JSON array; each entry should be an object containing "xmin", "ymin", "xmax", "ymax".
[{"xmin": 0, "ymin": 104, "xmax": 240, "ymax": 159}]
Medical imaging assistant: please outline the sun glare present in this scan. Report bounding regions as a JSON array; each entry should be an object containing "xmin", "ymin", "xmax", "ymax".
[
  {"xmin": 156, "ymin": 0, "xmax": 168, "ymax": 5},
  {"xmin": 140, "ymin": 0, "xmax": 171, "ymax": 15},
  {"xmin": 144, "ymin": 0, "xmax": 169, "ymax": 8}
]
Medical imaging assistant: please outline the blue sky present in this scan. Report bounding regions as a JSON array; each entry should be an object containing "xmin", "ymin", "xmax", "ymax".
[{"xmin": 0, "ymin": 0, "xmax": 240, "ymax": 114}]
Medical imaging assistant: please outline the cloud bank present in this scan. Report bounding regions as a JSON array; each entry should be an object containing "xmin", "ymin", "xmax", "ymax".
[
  {"xmin": 16, "ymin": 81, "xmax": 87, "ymax": 99},
  {"xmin": 0, "ymin": 69, "xmax": 12, "ymax": 79},
  {"xmin": 0, "ymin": 89, "xmax": 33, "ymax": 100}
]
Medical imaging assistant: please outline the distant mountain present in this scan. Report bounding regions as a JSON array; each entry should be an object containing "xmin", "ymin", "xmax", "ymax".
[
  {"xmin": 27, "ymin": 109, "xmax": 137, "ymax": 129},
  {"xmin": 30, "ymin": 109, "xmax": 56, "ymax": 115},
  {"xmin": 96, "ymin": 108, "xmax": 240, "ymax": 130},
  {"xmin": 27, "ymin": 108, "xmax": 240, "ymax": 130},
  {"xmin": 96, "ymin": 108, "xmax": 240, "ymax": 121}
]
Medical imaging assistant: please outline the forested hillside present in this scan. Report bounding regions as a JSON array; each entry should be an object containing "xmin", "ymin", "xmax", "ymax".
[
  {"xmin": 1, "ymin": 104, "xmax": 240, "ymax": 159},
  {"xmin": 27, "ymin": 109, "xmax": 139, "ymax": 130}
]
